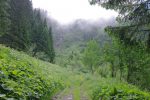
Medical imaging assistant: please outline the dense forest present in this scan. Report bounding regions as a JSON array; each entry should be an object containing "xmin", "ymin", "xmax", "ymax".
[
  {"xmin": 0, "ymin": 0, "xmax": 150, "ymax": 100},
  {"xmin": 90, "ymin": 0, "xmax": 150, "ymax": 89},
  {"xmin": 0, "ymin": 0, "xmax": 55, "ymax": 63}
]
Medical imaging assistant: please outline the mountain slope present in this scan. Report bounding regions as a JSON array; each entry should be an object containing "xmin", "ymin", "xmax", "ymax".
[
  {"xmin": 0, "ymin": 44, "xmax": 65, "ymax": 99},
  {"xmin": 0, "ymin": 44, "xmax": 150, "ymax": 100}
]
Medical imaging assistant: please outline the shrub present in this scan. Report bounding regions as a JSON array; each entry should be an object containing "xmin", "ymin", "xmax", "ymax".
[
  {"xmin": 0, "ymin": 46, "xmax": 64, "ymax": 99},
  {"xmin": 92, "ymin": 85, "xmax": 150, "ymax": 100}
]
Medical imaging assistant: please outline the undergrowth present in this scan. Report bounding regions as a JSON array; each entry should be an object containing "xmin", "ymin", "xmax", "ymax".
[
  {"xmin": 0, "ymin": 44, "xmax": 150, "ymax": 100},
  {"xmin": 0, "ymin": 45, "xmax": 64, "ymax": 99},
  {"xmin": 92, "ymin": 84, "xmax": 150, "ymax": 100}
]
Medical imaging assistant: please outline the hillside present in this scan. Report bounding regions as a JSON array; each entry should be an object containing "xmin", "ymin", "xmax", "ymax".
[
  {"xmin": 1, "ymin": 0, "xmax": 150, "ymax": 100},
  {"xmin": 0, "ymin": 44, "xmax": 150, "ymax": 100},
  {"xmin": 0, "ymin": 44, "xmax": 64, "ymax": 99}
]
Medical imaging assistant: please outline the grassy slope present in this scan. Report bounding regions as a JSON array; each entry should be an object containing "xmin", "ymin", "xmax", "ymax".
[
  {"xmin": 0, "ymin": 44, "xmax": 150, "ymax": 100},
  {"xmin": 0, "ymin": 44, "xmax": 66, "ymax": 99}
]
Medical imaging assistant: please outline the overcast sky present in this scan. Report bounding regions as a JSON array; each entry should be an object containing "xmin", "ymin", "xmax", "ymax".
[{"xmin": 32, "ymin": 0, "xmax": 118, "ymax": 24}]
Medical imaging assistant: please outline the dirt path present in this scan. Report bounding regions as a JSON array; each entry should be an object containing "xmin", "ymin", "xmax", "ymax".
[
  {"xmin": 52, "ymin": 94, "xmax": 73, "ymax": 100},
  {"xmin": 52, "ymin": 88, "xmax": 88, "ymax": 100},
  {"xmin": 52, "ymin": 94, "xmax": 88, "ymax": 100},
  {"xmin": 52, "ymin": 75, "xmax": 89, "ymax": 100}
]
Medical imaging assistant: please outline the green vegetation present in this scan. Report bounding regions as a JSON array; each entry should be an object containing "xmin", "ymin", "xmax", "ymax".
[
  {"xmin": 53, "ymin": 19, "xmax": 111, "ymax": 73},
  {"xmin": 52, "ymin": 9, "xmax": 150, "ymax": 98},
  {"xmin": 0, "ymin": 45, "xmax": 150, "ymax": 100},
  {"xmin": 0, "ymin": 0, "xmax": 150, "ymax": 99},
  {"xmin": 90, "ymin": 0, "xmax": 150, "ymax": 90},
  {"xmin": 0, "ymin": 45, "xmax": 63, "ymax": 99},
  {"xmin": 0, "ymin": 0, "xmax": 10, "ymax": 36},
  {"xmin": 0, "ymin": 0, "xmax": 55, "ymax": 63},
  {"xmin": 82, "ymin": 40, "xmax": 101, "ymax": 74},
  {"xmin": 92, "ymin": 84, "xmax": 150, "ymax": 100}
]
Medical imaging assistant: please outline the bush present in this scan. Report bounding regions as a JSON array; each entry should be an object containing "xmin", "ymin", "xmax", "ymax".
[
  {"xmin": 92, "ymin": 85, "xmax": 150, "ymax": 100},
  {"xmin": 0, "ymin": 46, "xmax": 64, "ymax": 99}
]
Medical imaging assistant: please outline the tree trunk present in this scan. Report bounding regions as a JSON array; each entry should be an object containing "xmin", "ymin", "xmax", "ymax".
[
  {"xmin": 90, "ymin": 65, "xmax": 94, "ymax": 74},
  {"xmin": 120, "ymin": 71, "xmax": 122, "ymax": 80},
  {"xmin": 127, "ymin": 60, "xmax": 133, "ymax": 83},
  {"xmin": 127, "ymin": 65, "xmax": 131, "ymax": 82},
  {"xmin": 119, "ymin": 62, "xmax": 123, "ymax": 80},
  {"xmin": 111, "ymin": 62, "xmax": 115, "ymax": 77},
  {"xmin": 32, "ymin": 49, "xmax": 37, "ymax": 57},
  {"xmin": 147, "ymin": 33, "xmax": 150, "ymax": 52}
]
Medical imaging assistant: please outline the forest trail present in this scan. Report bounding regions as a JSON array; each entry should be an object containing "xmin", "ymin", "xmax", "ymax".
[
  {"xmin": 52, "ymin": 87, "xmax": 89, "ymax": 100},
  {"xmin": 52, "ymin": 93, "xmax": 88, "ymax": 100},
  {"xmin": 52, "ymin": 94, "xmax": 73, "ymax": 100}
]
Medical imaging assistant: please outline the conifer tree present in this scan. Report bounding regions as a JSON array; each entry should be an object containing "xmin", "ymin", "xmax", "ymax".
[
  {"xmin": 0, "ymin": 0, "xmax": 10, "ymax": 36},
  {"xmin": 9, "ymin": 0, "xmax": 33, "ymax": 50}
]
